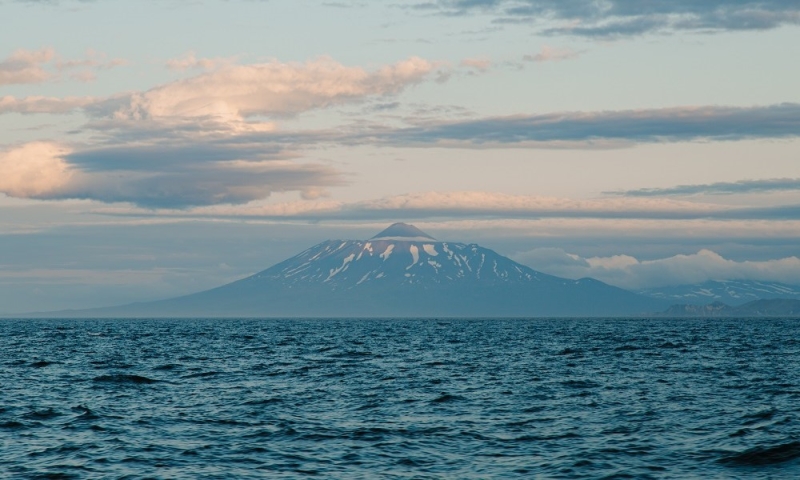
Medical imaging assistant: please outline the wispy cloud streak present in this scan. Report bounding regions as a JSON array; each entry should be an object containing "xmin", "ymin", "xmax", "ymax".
[
  {"xmin": 523, "ymin": 45, "xmax": 581, "ymax": 62},
  {"xmin": 0, "ymin": 47, "xmax": 124, "ymax": 86},
  {"xmin": 88, "ymin": 191, "xmax": 800, "ymax": 222},
  {"xmin": 610, "ymin": 178, "xmax": 800, "ymax": 197}
]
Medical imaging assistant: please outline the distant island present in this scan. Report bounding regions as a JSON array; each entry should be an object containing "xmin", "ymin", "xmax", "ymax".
[
  {"xmin": 10, "ymin": 223, "xmax": 800, "ymax": 319},
  {"xmin": 18, "ymin": 223, "xmax": 666, "ymax": 318},
  {"xmin": 660, "ymin": 298, "xmax": 800, "ymax": 317}
]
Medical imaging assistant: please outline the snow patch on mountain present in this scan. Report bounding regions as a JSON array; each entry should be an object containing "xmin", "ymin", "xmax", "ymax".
[
  {"xmin": 326, "ymin": 253, "xmax": 355, "ymax": 281},
  {"xmin": 408, "ymin": 245, "xmax": 420, "ymax": 269}
]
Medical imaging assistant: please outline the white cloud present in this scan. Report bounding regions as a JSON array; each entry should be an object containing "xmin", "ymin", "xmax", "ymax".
[{"xmin": 514, "ymin": 247, "xmax": 800, "ymax": 288}]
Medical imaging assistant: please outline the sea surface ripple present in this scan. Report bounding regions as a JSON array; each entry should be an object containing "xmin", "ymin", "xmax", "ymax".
[{"xmin": 2, "ymin": 318, "xmax": 800, "ymax": 479}]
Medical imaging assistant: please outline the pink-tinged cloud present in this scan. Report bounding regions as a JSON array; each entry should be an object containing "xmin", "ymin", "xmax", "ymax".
[
  {"xmin": 0, "ymin": 142, "xmax": 75, "ymax": 197},
  {"xmin": 0, "ymin": 141, "xmax": 345, "ymax": 208},
  {"xmin": 523, "ymin": 46, "xmax": 581, "ymax": 63},
  {"xmin": 90, "ymin": 191, "xmax": 739, "ymax": 220},
  {"xmin": 0, "ymin": 47, "xmax": 126, "ymax": 86},
  {"xmin": 55, "ymin": 49, "xmax": 127, "ymax": 71},
  {"xmin": 345, "ymin": 191, "xmax": 722, "ymax": 216},
  {"xmin": 115, "ymin": 56, "xmax": 438, "ymax": 122},
  {"xmin": 0, "ymin": 48, "xmax": 55, "ymax": 85},
  {"xmin": 460, "ymin": 57, "xmax": 492, "ymax": 72},
  {"xmin": 165, "ymin": 51, "xmax": 237, "ymax": 72},
  {"xmin": 0, "ymin": 96, "xmax": 99, "ymax": 114}
]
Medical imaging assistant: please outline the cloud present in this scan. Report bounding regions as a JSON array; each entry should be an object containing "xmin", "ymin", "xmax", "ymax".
[
  {"xmin": 0, "ymin": 47, "xmax": 125, "ymax": 86},
  {"xmin": 83, "ymin": 190, "xmax": 800, "ymax": 222},
  {"xmin": 335, "ymin": 191, "xmax": 724, "ymax": 220},
  {"xmin": 3, "ymin": 99, "xmax": 800, "ymax": 208},
  {"xmin": 113, "ymin": 56, "xmax": 437, "ymax": 122},
  {"xmin": 544, "ymin": 15, "xmax": 669, "ymax": 38},
  {"xmin": 0, "ymin": 95, "xmax": 98, "ymax": 114},
  {"xmin": 460, "ymin": 57, "xmax": 492, "ymax": 72},
  {"xmin": 523, "ymin": 45, "xmax": 580, "ymax": 62},
  {"xmin": 166, "ymin": 51, "xmax": 236, "ymax": 72},
  {"xmin": 0, "ymin": 141, "xmax": 344, "ymax": 208},
  {"xmin": 375, "ymin": 103, "xmax": 800, "ymax": 147},
  {"xmin": 0, "ymin": 142, "xmax": 75, "ymax": 197},
  {"xmin": 1, "ymin": 55, "xmax": 438, "ymax": 121},
  {"xmin": 513, "ymin": 247, "xmax": 800, "ymax": 289},
  {"xmin": 0, "ymin": 56, "xmax": 444, "ymax": 207},
  {"xmin": 423, "ymin": 1, "xmax": 800, "ymax": 37},
  {"xmin": 609, "ymin": 178, "xmax": 800, "ymax": 197},
  {"xmin": 54, "ymin": 49, "xmax": 127, "ymax": 71},
  {"xmin": 0, "ymin": 48, "xmax": 55, "ymax": 85}
]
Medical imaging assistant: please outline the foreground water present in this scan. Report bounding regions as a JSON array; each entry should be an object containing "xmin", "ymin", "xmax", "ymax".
[{"xmin": 2, "ymin": 318, "xmax": 799, "ymax": 479}]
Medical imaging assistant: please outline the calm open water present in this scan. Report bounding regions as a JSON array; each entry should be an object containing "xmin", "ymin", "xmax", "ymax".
[{"xmin": 2, "ymin": 318, "xmax": 800, "ymax": 479}]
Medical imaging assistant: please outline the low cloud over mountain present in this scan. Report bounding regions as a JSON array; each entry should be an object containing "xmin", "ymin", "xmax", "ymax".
[{"xmin": 514, "ymin": 248, "xmax": 800, "ymax": 290}]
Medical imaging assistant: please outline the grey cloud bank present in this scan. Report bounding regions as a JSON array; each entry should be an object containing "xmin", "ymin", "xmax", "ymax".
[
  {"xmin": 4, "ymin": 101, "xmax": 799, "ymax": 208},
  {"xmin": 422, "ymin": 0, "xmax": 800, "ymax": 36},
  {"xmin": 377, "ymin": 103, "xmax": 800, "ymax": 146}
]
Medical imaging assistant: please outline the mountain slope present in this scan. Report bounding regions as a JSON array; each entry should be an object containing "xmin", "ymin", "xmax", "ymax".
[{"xmin": 29, "ymin": 223, "xmax": 668, "ymax": 318}]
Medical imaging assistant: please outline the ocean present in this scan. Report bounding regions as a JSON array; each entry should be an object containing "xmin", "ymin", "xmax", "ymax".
[{"xmin": 2, "ymin": 318, "xmax": 799, "ymax": 478}]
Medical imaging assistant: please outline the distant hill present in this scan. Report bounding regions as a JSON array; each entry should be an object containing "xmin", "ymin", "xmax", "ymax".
[
  {"xmin": 638, "ymin": 280, "xmax": 800, "ymax": 306},
  {"xmin": 24, "ymin": 223, "xmax": 667, "ymax": 318},
  {"xmin": 661, "ymin": 298, "xmax": 800, "ymax": 317}
]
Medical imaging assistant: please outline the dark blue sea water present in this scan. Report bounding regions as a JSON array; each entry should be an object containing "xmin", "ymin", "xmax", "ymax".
[{"xmin": 2, "ymin": 318, "xmax": 800, "ymax": 479}]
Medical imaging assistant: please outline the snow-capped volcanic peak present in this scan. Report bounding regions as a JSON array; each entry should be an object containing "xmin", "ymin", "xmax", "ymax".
[
  {"xmin": 370, "ymin": 222, "xmax": 436, "ymax": 242},
  {"xmin": 253, "ymin": 222, "xmax": 548, "ymax": 288},
  {"xmin": 78, "ymin": 221, "xmax": 667, "ymax": 317}
]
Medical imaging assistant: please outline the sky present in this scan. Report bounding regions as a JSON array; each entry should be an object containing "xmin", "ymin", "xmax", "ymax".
[{"xmin": 1, "ymin": 0, "xmax": 800, "ymax": 313}]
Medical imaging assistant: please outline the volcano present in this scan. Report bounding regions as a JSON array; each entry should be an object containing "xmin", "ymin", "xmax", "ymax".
[{"xmin": 43, "ymin": 223, "xmax": 666, "ymax": 317}]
